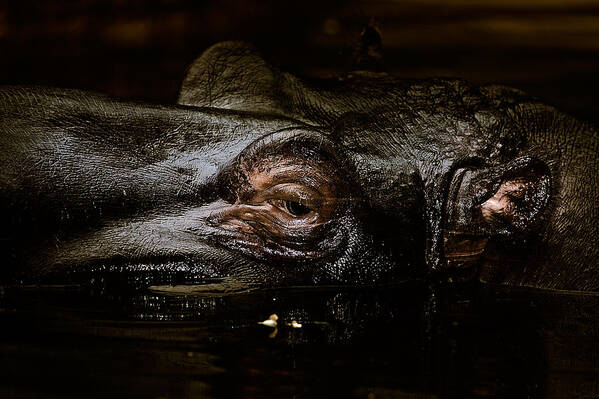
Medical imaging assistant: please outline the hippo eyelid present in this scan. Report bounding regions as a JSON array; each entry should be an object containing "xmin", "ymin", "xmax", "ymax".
[{"xmin": 236, "ymin": 128, "xmax": 341, "ymax": 166}]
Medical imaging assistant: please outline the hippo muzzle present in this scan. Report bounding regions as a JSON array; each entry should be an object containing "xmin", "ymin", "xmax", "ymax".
[{"xmin": 1, "ymin": 42, "xmax": 597, "ymax": 291}]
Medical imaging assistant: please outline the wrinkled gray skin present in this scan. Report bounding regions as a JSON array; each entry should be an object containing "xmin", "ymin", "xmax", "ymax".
[{"xmin": 1, "ymin": 42, "xmax": 598, "ymax": 291}]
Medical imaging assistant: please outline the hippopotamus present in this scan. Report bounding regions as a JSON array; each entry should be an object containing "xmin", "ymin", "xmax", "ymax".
[{"xmin": 1, "ymin": 41, "xmax": 597, "ymax": 291}]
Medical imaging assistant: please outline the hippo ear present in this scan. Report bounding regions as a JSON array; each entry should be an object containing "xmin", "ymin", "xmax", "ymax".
[
  {"xmin": 178, "ymin": 41, "xmax": 287, "ymax": 114},
  {"xmin": 478, "ymin": 158, "xmax": 551, "ymax": 235}
]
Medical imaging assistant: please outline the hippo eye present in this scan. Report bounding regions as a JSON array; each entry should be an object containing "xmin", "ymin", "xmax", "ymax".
[{"xmin": 284, "ymin": 200, "xmax": 312, "ymax": 217}]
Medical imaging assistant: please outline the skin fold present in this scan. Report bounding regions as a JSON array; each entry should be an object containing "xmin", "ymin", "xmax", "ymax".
[{"xmin": 0, "ymin": 41, "xmax": 597, "ymax": 291}]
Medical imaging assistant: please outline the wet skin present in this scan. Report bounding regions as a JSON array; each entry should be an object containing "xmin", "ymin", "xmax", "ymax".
[{"xmin": 0, "ymin": 42, "xmax": 597, "ymax": 291}]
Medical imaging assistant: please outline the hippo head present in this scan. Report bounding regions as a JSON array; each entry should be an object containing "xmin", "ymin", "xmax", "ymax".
[{"xmin": 1, "ymin": 42, "xmax": 597, "ymax": 291}]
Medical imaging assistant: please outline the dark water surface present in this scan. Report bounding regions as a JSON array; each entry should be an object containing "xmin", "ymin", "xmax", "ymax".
[{"xmin": 1, "ymin": 278, "xmax": 598, "ymax": 399}]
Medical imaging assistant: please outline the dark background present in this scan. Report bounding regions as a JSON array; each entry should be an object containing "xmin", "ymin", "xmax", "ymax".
[{"xmin": 1, "ymin": 0, "xmax": 599, "ymax": 123}]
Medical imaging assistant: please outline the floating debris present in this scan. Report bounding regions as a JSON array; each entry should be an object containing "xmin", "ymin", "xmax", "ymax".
[
  {"xmin": 288, "ymin": 320, "xmax": 303, "ymax": 328},
  {"xmin": 258, "ymin": 314, "xmax": 278, "ymax": 328}
]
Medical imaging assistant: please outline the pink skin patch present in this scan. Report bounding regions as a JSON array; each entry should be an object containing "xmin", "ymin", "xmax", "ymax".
[
  {"xmin": 445, "ymin": 178, "xmax": 530, "ymax": 260},
  {"xmin": 480, "ymin": 180, "xmax": 528, "ymax": 223}
]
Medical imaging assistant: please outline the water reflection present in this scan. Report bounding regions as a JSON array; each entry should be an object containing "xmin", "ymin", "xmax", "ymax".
[{"xmin": 1, "ymin": 279, "xmax": 598, "ymax": 398}]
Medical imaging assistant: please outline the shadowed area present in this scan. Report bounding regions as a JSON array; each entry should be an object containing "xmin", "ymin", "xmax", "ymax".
[
  {"xmin": 1, "ymin": 282, "xmax": 598, "ymax": 398},
  {"xmin": 2, "ymin": 0, "xmax": 599, "ymax": 124}
]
